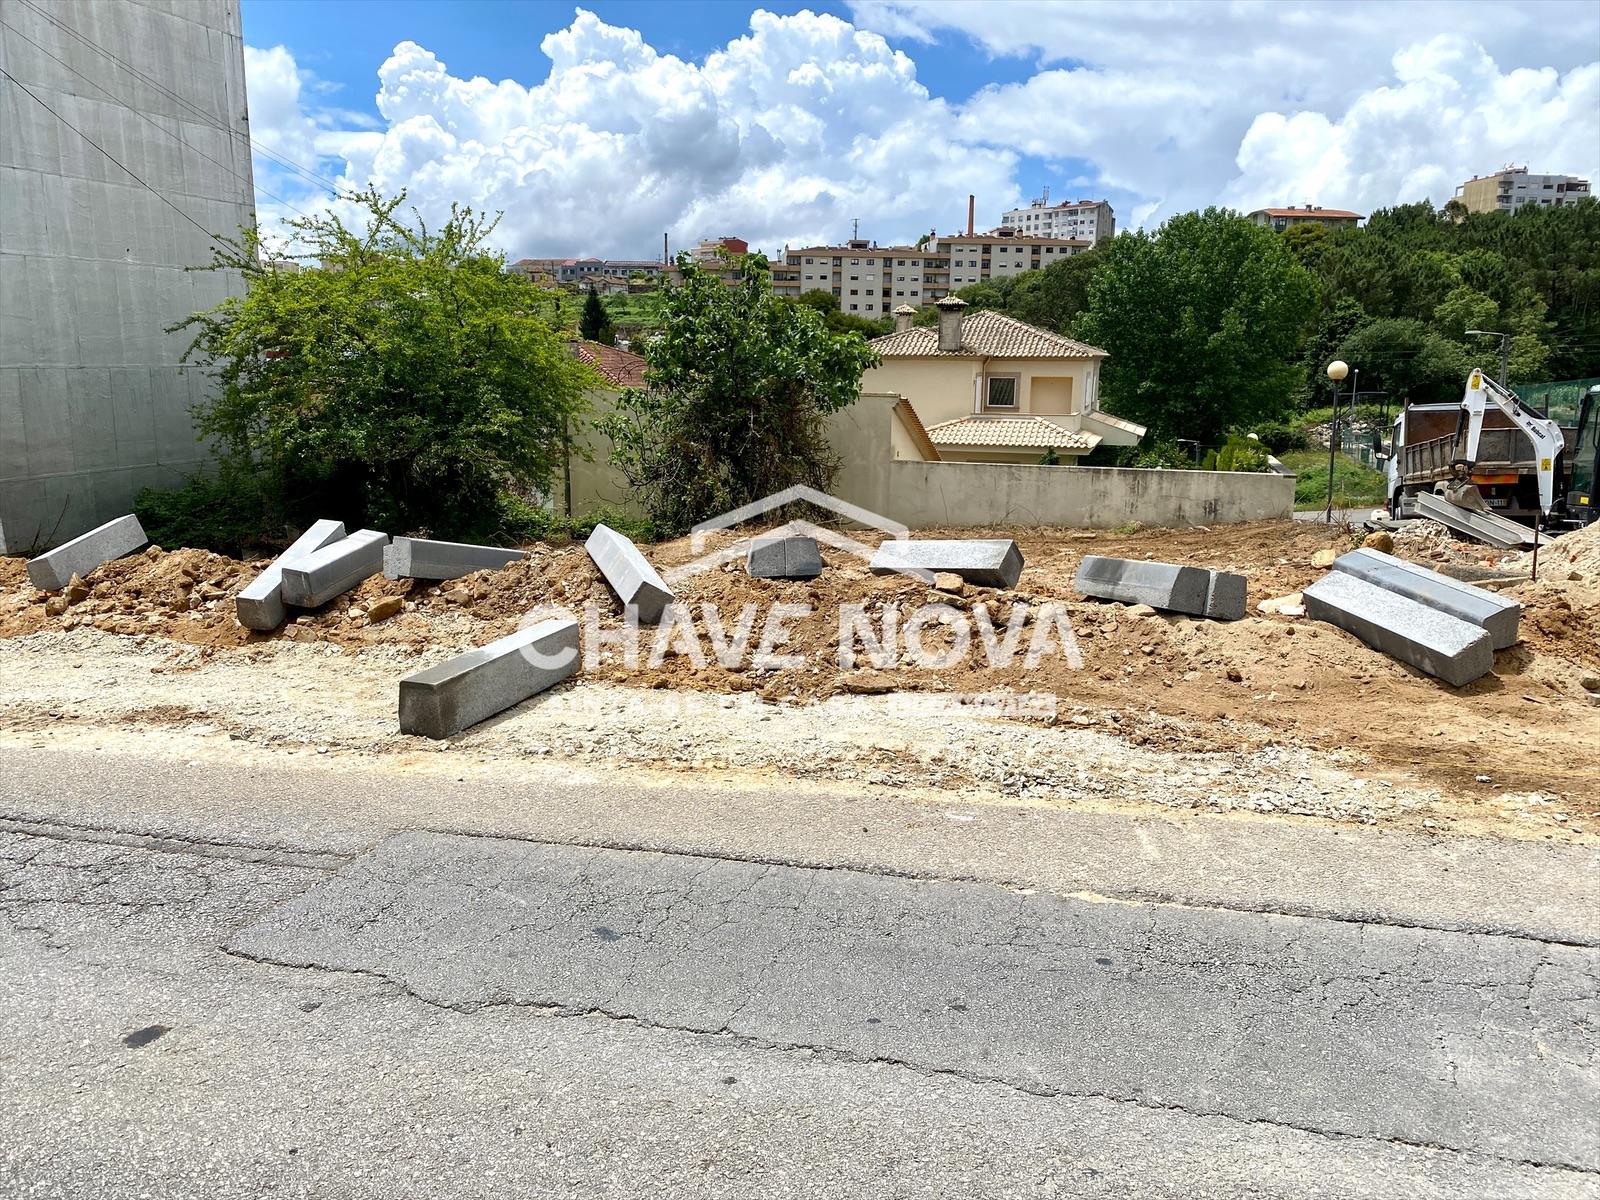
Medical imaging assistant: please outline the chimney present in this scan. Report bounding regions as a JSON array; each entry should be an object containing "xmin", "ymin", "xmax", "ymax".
[
  {"xmin": 893, "ymin": 304, "xmax": 915, "ymax": 334},
  {"xmin": 935, "ymin": 296, "xmax": 967, "ymax": 352},
  {"xmin": 967, "ymin": 194, "xmax": 975, "ymax": 237}
]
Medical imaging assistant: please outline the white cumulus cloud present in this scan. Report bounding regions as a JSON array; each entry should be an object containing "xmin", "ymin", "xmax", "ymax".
[
  {"xmin": 247, "ymin": 8, "xmax": 1017, "ymax": 259},
  {"xmin": 242, "ymin": 3, "xmax": 1599, "ymax": 258}
]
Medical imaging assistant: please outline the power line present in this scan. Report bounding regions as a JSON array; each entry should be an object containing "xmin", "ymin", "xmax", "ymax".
[
  {"xmin": 0, "ymin": 64, "xmax": 229, "ymax": 251},
  {"xmin": 0, "ymin": 15, "xmax": 318, "ymax": 223},
  {"xmin": 15, "ymin": 0, "xmax": 346, "ymax": 197}
]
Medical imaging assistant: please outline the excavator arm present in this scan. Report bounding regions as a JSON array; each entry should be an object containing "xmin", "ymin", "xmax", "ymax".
[{"xmin": 1459, "ymin": 369, "xmax": 1565, "ymax": 516}]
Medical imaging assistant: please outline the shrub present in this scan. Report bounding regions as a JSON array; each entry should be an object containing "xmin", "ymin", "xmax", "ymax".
[{"xmin": 135, "ymin": 468, "xmax": 282, "ymax": 557}]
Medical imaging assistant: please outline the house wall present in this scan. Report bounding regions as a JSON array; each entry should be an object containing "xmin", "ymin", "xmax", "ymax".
[
  {"xmin": 0, "ymin": 0, "xmax": 256, "ymax": 553},
  {"xmin": 564, "ymin": 388, "xmax": 644, "ymax": 519},
  {"xmin": 827, "ymin": 393, "xmax": 1292, "ymax": 528},
  {"xmin": 861, "ymin": 358, "xmax": 1100, "ymax": 426}
]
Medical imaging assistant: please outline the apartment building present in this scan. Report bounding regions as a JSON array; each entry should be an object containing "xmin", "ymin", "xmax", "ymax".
[
  {"xmin": 936, "ymin": 231, "xmax": 1091, "ymax": 289},
  {"xmin": 1247, "ymin": 205, "xmax": 1362, "ymax": 231},
  {"xmin": 1001, "ymin": 197, "xmax": 1116, "ymax": 243},
  {"xmin": 508, "ymin": 258, "xmax": 664, "ymax": 284},
  {"xmin": 777, "ymin": 230, "xmax": 1088, "ymax": 316},
  {"xmin": 1455, "ymin": 167, "xmax": 1591, "ymax": 214},
  {"xmin": 775, "ymin": 240, "xmax": 946, "ymax": 316}
]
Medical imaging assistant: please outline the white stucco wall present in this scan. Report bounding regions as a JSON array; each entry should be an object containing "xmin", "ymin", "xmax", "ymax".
[{"xmin": 0, "ymin": 0, "xmax": 256, "ymax": 552}]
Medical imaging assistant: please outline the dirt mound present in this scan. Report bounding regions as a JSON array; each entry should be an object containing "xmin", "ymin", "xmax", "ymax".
[{"xmin": 3, "ymin": 518, "xmax": 1596, "ymax": 807}]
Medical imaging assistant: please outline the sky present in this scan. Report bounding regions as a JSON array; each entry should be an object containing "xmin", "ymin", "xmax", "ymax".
[{"xmin": 239, "ymin": 0, "xmax": 1600, "ymax": 261}]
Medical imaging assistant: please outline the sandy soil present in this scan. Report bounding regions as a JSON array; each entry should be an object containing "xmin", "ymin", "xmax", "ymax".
[{"xmin": 2, "ymin": 519, "xmax": 1596, "ymax": 841}]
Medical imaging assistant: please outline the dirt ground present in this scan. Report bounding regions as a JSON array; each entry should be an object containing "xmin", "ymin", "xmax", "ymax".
[{"xmin": 2, "ymin": 518, "xmax": 1597, "ymax": 840}]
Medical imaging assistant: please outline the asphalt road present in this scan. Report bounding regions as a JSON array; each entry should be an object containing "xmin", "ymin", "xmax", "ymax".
[{"xmin": 2, "ymin": 748, "xmax": 1598, "ymax": 1198}]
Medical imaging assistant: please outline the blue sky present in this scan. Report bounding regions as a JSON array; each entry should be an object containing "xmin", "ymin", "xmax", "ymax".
[{"xmin": 237, "ymin": 1, "xmax": 1600, "ymax": 259}]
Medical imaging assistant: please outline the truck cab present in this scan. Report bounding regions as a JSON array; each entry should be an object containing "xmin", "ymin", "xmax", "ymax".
[{"xmin": 1567, "ymin": 384, "xmax": 1599, "ymax": 526}]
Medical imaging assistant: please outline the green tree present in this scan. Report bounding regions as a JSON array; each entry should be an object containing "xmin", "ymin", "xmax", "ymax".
[
  {"xmin": 1004, "ymin": 246, "xmax": 1104, "ymax": 333},
  {"xmin": 172, "ymin": 188, "xmax": 591, "ymax": 539},
  {"xmin": 580, "ymin": 284, "xmax": 614, "ymax": 344},
  {"xmin": 1075, "ymin": 208, "xmax": 1318, "ymax": 442},
  {"xmin": 1335, "ymin": 318, "xmax": 1468, "ymax": 403},
  {"xmin": 604, "ymin": 257, "xmax": 881, "ymax": 535}
]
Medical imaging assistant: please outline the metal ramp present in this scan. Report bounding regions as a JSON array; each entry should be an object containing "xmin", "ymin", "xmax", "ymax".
[{"xmin": 1414, "ymin": 491, "xmax": 1555, "ymax": 549}]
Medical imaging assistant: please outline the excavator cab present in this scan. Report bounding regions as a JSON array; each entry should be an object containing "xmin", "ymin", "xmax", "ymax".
[{"xmin": 1568, "ymin": 385, "xmax": 1599, "ymax": 526}]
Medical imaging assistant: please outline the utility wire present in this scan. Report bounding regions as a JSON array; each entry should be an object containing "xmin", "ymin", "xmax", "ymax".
[
  {"xmin": 16, "ymin": 0, "xmax": 346, "ymax": 196},
  {"xmin": 0, "ymin": 64, "xmax": 229, "ymax": 251},
  {"xmin": 0, "ymin": 15, "xmax": 317, "ymax": 222}
]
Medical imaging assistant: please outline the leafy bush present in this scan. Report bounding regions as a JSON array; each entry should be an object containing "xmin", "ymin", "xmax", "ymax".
[
  {"xmin": 1200, "ymin": 436, "xmax": 1270, "ymax": 472},
  {"xmin": 1127, "ymin": 440, "xmax": 1197, "ymax": 469},
  {"xmin": 495, "ymin": 492, "xmax": 655, "ymax": 544},
  {"xmin": 135, "ymin": 468, "xmax": 282, "ymax": 557},
  {"xmin": 605, "ymin": 258, "xmax": 880, "ymax": 536},
  {"xmin": 173, "ymin": 188, "xmax": 592, "ymax": 543},
  {"xmin": 1250, "ymin": 421, "xmax": 1309, "ymax": 453}
]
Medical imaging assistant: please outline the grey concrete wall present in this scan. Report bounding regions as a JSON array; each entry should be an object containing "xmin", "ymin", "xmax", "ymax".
[
  {"xmin": 877, "ymin": 460, "xmax": 1295, "ymax": 529},
  {"xmin": 0, "ymin": 0, "xmax": 255, "ymax": 553},
  {"xmin": 827, "ymin": 392, "xmax": 1294, "ymax": 529}
]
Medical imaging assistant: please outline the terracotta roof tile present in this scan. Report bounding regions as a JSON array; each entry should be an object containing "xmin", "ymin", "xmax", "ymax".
[
  {"xmin": 868, "ymin": 310, "xmax": 1107, "ymax": 359},
  {"xmin": 924, "ymin": 415, "xmax": 1100, "ymax": 451},
  {"xmin": 573, "ymin": 341, "xmax": 648, "ymax": 389}
]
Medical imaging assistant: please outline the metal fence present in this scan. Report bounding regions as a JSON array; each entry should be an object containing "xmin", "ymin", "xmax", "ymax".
[{"xmin": 1514, "ymin": 377, "xmax": 1600, "ymax": 425}]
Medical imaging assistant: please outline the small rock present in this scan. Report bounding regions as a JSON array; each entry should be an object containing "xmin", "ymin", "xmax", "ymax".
[
  {"xmin": 64, "ymin": 575, "xmax": 90, "ymax": 605},
  {"xmin": 1311, "ymin": 548, "xmax": 1338, "ymax": 568},
  {"xmin": 1361, "ymin": 531, "xmax": 1395, "ymax": 553},
  {"xmin": 366, "ymin": 596, "xmax": 404, "ymax": 623},
  {"xmin": 932, "ymin": 572, "xmax": 966, "ymax": 595},
  {"xmin": 44, "ymin": 596, "xmax": 68, "ymax": 617},
  {"xmin": 1578, "ymin": 674, "xmax": 1600, "ymax": 694},
  {"xmin": 1125, "ymin": 604, "xmax": 1157, "ymax": 617},
  {"xmin": 843, "ymin": 671, "xmax": 895, "ymax": 695},
  {"xmin": 1225, "ymin": 667, "xmax": 1243, "ymax": 683}
]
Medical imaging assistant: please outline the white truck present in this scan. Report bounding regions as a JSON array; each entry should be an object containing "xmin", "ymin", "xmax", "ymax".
[{"xmin": 1382, "ymin": 369, "xmax": 1567, "ymax": 525}]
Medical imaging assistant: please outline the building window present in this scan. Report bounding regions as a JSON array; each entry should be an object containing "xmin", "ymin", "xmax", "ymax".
[
  {"xmin": 850, "ymin": 289, "xmax": 858, "ymax": 295},
  {"xmin": 866, "ymin": 258, "xmax": 876, "ymax": 265},
  {"xmin": 849, "ymin": 304, "xmax": 858, "ymax": 310},
  {"xmin": 850, "ymin": 275, "xmax": 858, "ymax": 281},
  {"xmin": 985, "ymin": 376, "xmax": 1019, "ymax": 410},
  {"xmin": 805, "ymin": 257, "xmax": 814, "ymax": 264},
  {"xmin": 896, "ymin": 290, "xmax": 904, "ymax": 296},
  {"xmin": 850, "ymin": 258, "xmax": 859, "ymax": 265}
]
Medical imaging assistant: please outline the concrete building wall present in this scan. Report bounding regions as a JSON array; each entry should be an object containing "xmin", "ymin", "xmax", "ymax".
[
  {"xmin": 0, "ymin": 0, "xmax": 255, "ymax": 553},
  {"xmin": 827, "ymin": 394, "xmax": 1292, "ymax": 528},
  {"xmin": 1455, "ymin": 168, "xmax": 1591, "ymax": 214}
]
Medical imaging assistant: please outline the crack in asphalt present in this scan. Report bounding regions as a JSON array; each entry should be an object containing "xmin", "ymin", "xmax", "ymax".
[
  {"xmin": 4, "ymin": 812, "xmax": 1598, "ymax": 949},
  {"xmin": 218, "ymin": 938, "xmax": 1600, "ymax": 1180}
]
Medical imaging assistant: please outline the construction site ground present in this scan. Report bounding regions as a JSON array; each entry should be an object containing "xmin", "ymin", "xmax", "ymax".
[{"xmin": 2, "ymin": 518, "xmax": 1597, "ymax": 845}]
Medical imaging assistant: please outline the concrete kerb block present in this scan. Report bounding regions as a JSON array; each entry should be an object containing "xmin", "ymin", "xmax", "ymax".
[
  {"xmin": 1073, "ymin": 555, "xmax": 1247, "ymax": 621},
  {"xmin": 1331, "ymin": 547, "xmax": 1521, "ymax": 650},
  {"xmin": 280, "ymin": 529, "xmax": 389, "ymax": 609},
  {"xmin": 384, "ymin": 537, "xmax": 527, "ymax": 582},
  {"xmin": 869, "ymin": 539, "xmax": 1023, "ymax": 588},
  {"xmin": 1303, "ymin": 571, "xmax": 1493, "ymax": 687},
  {"xmin": 399, "ymin": 618, "xmax": 580, "ymax": 739},
  {"xmin": 747, "ymin": 534, "xmax": 823, "ymax": 579},
  {"xmin": 586, "ymin": 523, "xmax": 673, "ymax": 623},
  {"xmin": 235, "ymin": 519, "xmax": 347, "ymax": 631},
  {"xmin": 26, "ymin": 514, "xmax": 147, "ymax": 590}
]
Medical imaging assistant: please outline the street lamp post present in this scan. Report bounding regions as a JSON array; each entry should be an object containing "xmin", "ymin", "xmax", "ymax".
[
  {"xmin": 1324, "ymin": 360, "xmax": 1355, "ymax": 523},
  {"xmin": 1465, "ymin": 328, "xmax": 1511, "ymax": 388}
]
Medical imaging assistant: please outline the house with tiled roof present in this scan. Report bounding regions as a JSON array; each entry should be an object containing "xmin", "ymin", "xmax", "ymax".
[{"xmin": 861, "ymin": 298, "xmax": 1145, "ymax": 465}]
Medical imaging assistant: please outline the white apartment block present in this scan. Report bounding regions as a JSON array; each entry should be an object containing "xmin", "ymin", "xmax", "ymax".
[
  {"xmin": 1001, "ymin": 197, "xmax": 1116, "ymax": 244},
  {"xmin": 777, "ymin": 232, "xmax": 1089, "ymax": 316},
  {"xmin": 1455, "ymin": 167, "xmax": 1591, "ymax": 214}
]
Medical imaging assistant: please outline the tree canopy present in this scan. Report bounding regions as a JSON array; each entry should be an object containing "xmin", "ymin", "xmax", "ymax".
[
  {"xmin": 604, "ymin": 258, "xmax": 881, "ymax": 535},
  {"xmin": 942, "ymin": 197, "xmax": 1600, "ymax": 442},
  {"xmin": 1074, "ymin": 208, "xmax": 1318, "ymax": 442},
  {"xmin": 173, "ymin": 188, "xmax": 591, "ymax": 540}
]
